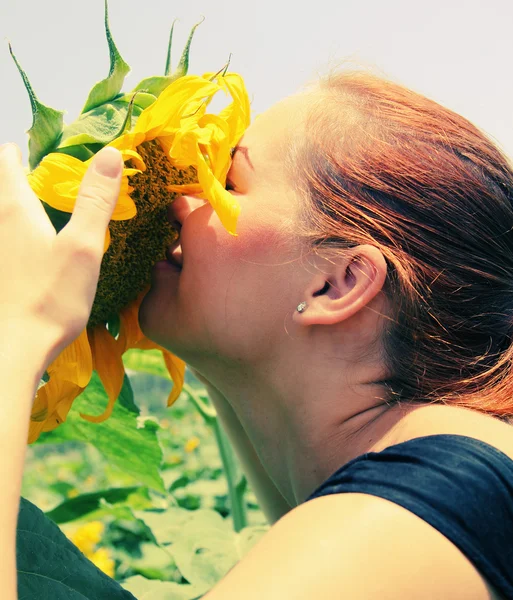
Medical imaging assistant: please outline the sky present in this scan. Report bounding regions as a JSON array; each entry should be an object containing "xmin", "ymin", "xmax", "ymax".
[{"xmin": 1, "ymin": 0, "xmax": 512, "ymax": 162}]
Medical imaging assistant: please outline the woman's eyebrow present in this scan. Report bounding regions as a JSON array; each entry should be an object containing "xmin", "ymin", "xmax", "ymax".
[{"xmin": 231, "ymin": 145, "xmax": 254, "ymax": 170}]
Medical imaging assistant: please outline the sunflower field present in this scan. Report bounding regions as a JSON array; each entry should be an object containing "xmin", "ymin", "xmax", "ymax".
[
  {"xmin": 21, "ymin": 354, "xmax": 268, "ymax": 599},
  {"xmin": 13, "ymin": 4, "xmax": 267, "ymax": 598}
]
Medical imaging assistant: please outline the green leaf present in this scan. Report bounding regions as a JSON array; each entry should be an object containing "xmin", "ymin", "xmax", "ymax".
[
  {"xmin": 116, "ymin": 374, "xmax": 140, "ymax": 414},
  {"xmin": 131, "ymin": 18, "xmax": 203, "ymax": 98},
  {"xmin": 173, "ymin": 18, "xmax": 204, "ymax": 79},
  {"xmin": 235, "ymin": 525, "xmax": 268, "ymax": 557},
  {"xmin": 127, "ymin": 543, "xmax": 175, "ymax": 580},
  {"xmin": 37, "ymin": 370, "xmax": 50, "ymax": 392},
  {"xmin": 37, "ymin": 372, "xmax": 165, "ymax": 492},
  {"xmin": 116, "ymin": 91, "xmax": 157, "ymax": 111},
  {"xmin": 45, "ymin": 486, "xmax": 140, "ymax": 524},
  {"xmin": 122, "ymin": 575, "xmax": 202, "ymax": 600},
  {"xmin": 82, "ymin": 0, "xmax": 130, "ymax": 114},
  {"xmin": 41, "ymin": 201, "xmax": 72, "ymax": 233},
  {"xmin": 17, "ymin": 497, "xmax": 136, "ymax": 599},
  {"xmin": 164, "ymin": 20, "xmax": 178, "ymax": 76},
  {"xmin": 132, "ymin": 75, "xmax": 179, "ymax": 99},
  {"xmin": 9, "ymin": 44, "xmax": 64, "ymax": 170},
  {"xmin": 60, "ymin": 101, "xmax": 141, "ymax": 148},
  {"xmin": 134, "ymin": 507, "xmax": 194, "ymax": 546},
  {"xmin": 168, "ymin": 511, "xmax": 235, "ymax": 595},
  {"xmin": 55, "ymin": 144, "xmax": 96, "ymax": 161},
  {"xmin": 123, "ymin": 348, "xmax": 171, "ymax": 380},
  {"xmin": 106, "ymin": 313, "xmax": 121, "ymax": 339}
]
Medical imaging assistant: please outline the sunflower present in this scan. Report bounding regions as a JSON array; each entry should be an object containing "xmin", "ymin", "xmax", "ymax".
[{"xmin": 12, "ymin": 4, "xmax": 250, "ymax": 442}]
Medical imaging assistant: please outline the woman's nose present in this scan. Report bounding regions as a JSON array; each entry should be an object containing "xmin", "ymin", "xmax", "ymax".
[{"xmin": 167, "ymin": 195, "xmax": 207, "ymax": 226}]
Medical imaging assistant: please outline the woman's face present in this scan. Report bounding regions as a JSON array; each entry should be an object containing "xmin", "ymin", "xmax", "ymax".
[{"xmin": 139, "ymin": 94, "xmax": 313, "ymax": 366}]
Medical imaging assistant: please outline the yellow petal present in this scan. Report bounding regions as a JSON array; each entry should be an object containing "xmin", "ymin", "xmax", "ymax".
[
  {"xmin": 198, "ymin": 115, "xmax": 231, "ymax": 179},
  {"xmin": 80, "ymin": 325, "xmax": 125, "ymax": 423},
  {"xmin": 215, "ymin": 73, "xmax": 252, "ymax": 145},
  {"xmin": 28, "ymin": 153, "xmax": 87, "ymax": 207},
  {"xmin": 29, "ymin": 153, "xmax": 137, "ymax": 220},
  {"xmin": 162, "ymin": 350, "xmax": 186, "ymax": 406},
  {"xmin": 47, "ymin": 328, "xmax": 93, "ymax": 388},
  {"xmin": 195, "ymin": 146, "xmax": 240, "ymax": 235},
  {"xmin": 103, "ymin": 227, "xmax": 111, "ymax": 254},
  {"xmin": 117, "ymin": 291, "xmax": 148, "ymax": 351},
  {"xmin": 29, "ymin": 376, "xmax": 84, "ymax": 442},
  {"xmin": 135, "ymin": 75, "xmax": 221, "ymax": 138},
  {"xmin": 46, "ymin": 381, "xmax": 85, "ymax": 430},
  {"xmin": 167, "ymin": 182, "xmax": 203, "ymax": 195}
]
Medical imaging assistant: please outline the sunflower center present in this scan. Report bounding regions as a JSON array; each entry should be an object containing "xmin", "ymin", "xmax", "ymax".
[{"xmin": 88, "ymin": 140, "xmax": 196, "ymax": 328}]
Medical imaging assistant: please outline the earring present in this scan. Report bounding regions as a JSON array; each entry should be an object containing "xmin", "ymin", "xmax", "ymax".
[{"xmin": 296, "ymin": 301, "xmax": 308, "ymax": 313}]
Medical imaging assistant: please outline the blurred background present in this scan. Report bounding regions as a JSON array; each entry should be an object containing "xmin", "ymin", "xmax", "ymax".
[{"xmin": 1, "ymin": 0, "xmax": 512, "ymax": 159}]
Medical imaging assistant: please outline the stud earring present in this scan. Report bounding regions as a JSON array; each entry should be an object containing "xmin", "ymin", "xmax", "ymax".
[{"xmin": 296, "ymin": 301, "xmax": 308, "ymax": 313}]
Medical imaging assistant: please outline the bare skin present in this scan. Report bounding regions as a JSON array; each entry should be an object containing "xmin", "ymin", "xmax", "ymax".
[{"xmin": 138, "ymin": 93, "xmax": 454, "ymax": 505}]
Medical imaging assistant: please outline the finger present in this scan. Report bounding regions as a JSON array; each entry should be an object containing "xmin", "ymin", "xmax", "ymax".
[
  {"xmin": 55, "ymin": 147, "xmax": 122, "ymax": 315},
  {"xmin": 61, "ymin": 147, "xmax": 123, "ymax": 252},
  {"xmin": 0, "ymin": 143, "xmax": 51, "ymax": 224}
]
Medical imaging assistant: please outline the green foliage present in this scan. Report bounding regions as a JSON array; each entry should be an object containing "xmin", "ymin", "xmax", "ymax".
[
  {"xmin": 46, "ymin": 487, "xmax": 141, "ymax": 524},
  {"xmin": 59, "ymin": 102, "xmax": 143, "ymax": 149},
  {"xmin": 22, "ymin": 370, "xmax": 268, "ymax": 597},
  {"xmin": 8, "ymin": 44, "xmax": 64, "ymax": 170},
  {"xmin": 17, "ymin": 498, "xmax": 136, "ymax": 599},
  {"xmin": 132, "ymin": 18, "xmax": 203, "ymax": 99},
  {"xmin": 121, "ymin": 507, "xmax": 267, "ymax": 598},
  {"xmin": 37, "ymin": 372, "xmax": 165, "ymax": 492},
  {"xmin": 81, "ymin": 0, "xmax": 130, "ymax": 114},
  {"xmin": 122, "ymin": 575, "xmax": 201, "ymax": 600},
  {"xmin": 124, "ymin": 348, "xmax": 172, "ymax": 379}
]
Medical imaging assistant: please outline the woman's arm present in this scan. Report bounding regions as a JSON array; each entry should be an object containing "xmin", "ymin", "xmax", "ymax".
[
  {"xmin": 0, "ymin": 143, "xmax": 123, "ymax": 599},
  {"xmin": 201, "ymin": 381, "xmax": 293, "ymax": 524},
  {"xmin": 0, "ymin": 343, "xmax": 48, "ymax": 600}
]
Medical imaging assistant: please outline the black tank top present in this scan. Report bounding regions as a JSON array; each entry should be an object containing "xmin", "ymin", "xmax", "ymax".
[{"xmin": 306, "ymin": 434, "xmax": 513, "ymax": 599}]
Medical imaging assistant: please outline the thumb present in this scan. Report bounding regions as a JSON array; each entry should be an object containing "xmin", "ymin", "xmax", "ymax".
[{"xmin": 65, "ymin": 146, "xmax": 123, "ymax": 251}]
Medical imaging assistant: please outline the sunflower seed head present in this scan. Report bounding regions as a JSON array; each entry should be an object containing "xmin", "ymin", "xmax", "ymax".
[{"xmin": 88, "ymin": 140, "xmax": 196, "ymax": 328}]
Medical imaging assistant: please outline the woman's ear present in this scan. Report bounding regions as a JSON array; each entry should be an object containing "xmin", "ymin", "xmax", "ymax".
[{"xmin": 294, "ymin": 245, "xmax": 387, "ymax": 326}]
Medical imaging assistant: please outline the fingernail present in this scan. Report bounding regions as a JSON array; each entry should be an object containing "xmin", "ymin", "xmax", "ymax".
[{"xmin": 94, "ymin": 147, "xmax": 123, "ymax": 178}]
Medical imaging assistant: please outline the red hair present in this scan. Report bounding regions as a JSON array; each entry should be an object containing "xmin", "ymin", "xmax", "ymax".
[{"xmin": 294, "ymin": 71, "xmax": 513, "ymax": 419}]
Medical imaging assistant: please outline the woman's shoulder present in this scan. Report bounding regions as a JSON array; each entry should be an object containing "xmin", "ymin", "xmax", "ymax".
[{"xmin": 388, "ymin": 403, "xmax": 513, "ymax": 463}]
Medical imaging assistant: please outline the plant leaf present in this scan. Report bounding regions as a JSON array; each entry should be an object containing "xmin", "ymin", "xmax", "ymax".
[
  {"xmin": 9, "ymin": 44, "xmax": 64, "ymax": 170},
  {"xmin": 81, "ymin": 0, "xmax": 130, "ymax": 113},
  {"xmin": 45, "ymin": 486, "xmax": 140, "ymax": 524},
  {"xmin": 132, "ymin": 75, "xmax": 179, "ymax": 99},
  {"xmin": 164, "ymin": 20, "xmax": 178, "ymax": 76},
  {"xmin": 168, "ymin": 511, "xmax": 235, "ymax": 594},
  {"xmin": 59, "ymin": 101, "xmax": 143, "ymax": 148},
  {"xmin": 122, "ymin": 575, "xmax": 202, "ymax": 600},
  {"xmin": 116, "ymin": 373, "xmax": 140, "ymax": 414},
  {"xmin": 134, "ymin": 507, "xmax": 194, "ymax": 546},
  {"xmin": 131, "ymin": 18, "xmax": 203, "ymax": 98},
  {"xmin": 173, "ymin": 18, "xmax": 204, "ymax": 79},
  {"xmin": 17, "ymin": 498, "xmax": 136, "ymax": 599},
  {"xmin": 123, "ymin": 349, "xmax": 171, "ymax": 380},
  {"xmin": 37, "ymin": 372, "xmax": 164, "ymax": 492}
]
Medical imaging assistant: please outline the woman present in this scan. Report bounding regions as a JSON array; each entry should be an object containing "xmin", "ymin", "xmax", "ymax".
[{"xmin": 3, "ymin": 70, "xmax": 513, "ymax": 599}]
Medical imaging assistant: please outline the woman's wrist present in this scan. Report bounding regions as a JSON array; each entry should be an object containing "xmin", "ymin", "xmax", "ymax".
[
  {"xmin": 0, "ymin": 335, "xmax": 49, "ymax": 395},
  {"xmin": 0, "ymin": 338, "xmax": 48, "ymax": 600}
]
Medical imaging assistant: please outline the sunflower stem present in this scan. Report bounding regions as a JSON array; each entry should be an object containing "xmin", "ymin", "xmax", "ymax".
[{"xmin": 182, "ymin": 383, "xmax": 247, "ymax": 532}]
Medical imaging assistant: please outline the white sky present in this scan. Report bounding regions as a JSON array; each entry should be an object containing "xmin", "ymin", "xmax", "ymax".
[{"xmin": 1, "ymin": 0, "xmax": 512, "ymax": 161}]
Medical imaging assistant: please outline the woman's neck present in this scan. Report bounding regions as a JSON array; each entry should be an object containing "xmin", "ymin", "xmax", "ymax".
[{"xmin": 211, "ymin": 356, "xmax": 409, "ymax": 505}]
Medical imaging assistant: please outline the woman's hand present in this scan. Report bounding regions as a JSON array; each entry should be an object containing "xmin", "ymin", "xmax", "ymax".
[
  {"xmin": 0, "ymin": 143, "xmax": 122, "ymax": 366},
  {"xmin": 0, "ymin": 143, "xmax": 122, "ymax": 600}
]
